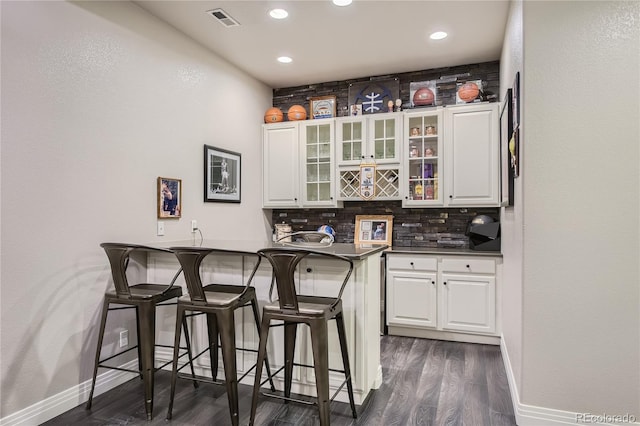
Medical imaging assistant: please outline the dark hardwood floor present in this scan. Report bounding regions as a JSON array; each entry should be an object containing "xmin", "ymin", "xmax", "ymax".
[{"xmin": 43, "ymin": 336, "xmax": 516, "ymax": 425}]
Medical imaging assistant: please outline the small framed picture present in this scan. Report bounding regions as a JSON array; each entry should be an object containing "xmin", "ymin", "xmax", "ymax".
[
  {"xmin": 310, "ymin": 95, "xmax": 336, "ymax": 119},
  {"xmin": 509, "ymin": 128, "xmax": 520, "ymax": 178},
  {"xmin": 359, "ymin": 163, "xmax": 376, "ymax": 200},
  {"xmin": 354, "ymin": 214, "xmax": 393, "ymax": 246},
  {"xmin": 158, "ymin": 177, "xmax": 182, "ymax": 219},
  {"xmin": 204, "ymin": 145, "xmax": 241, "ymax": 203},
  {"xmin": 500, "ymin": 88, "xmax": 514, "ymax": 206},
  {"xmin": 512, "ymin": 71, "xmax": 520, "ymax": 130}
]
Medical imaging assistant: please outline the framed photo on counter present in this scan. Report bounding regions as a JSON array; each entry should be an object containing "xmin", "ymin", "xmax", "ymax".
[{"xmin": 354, "ymin": 214, "xmax": 393, "ymax": 246}]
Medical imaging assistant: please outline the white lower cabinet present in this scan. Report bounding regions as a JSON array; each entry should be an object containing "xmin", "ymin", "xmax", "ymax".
[{"xmin": 386, "ymin": 253, "xmax": 500, "ymax": 344}]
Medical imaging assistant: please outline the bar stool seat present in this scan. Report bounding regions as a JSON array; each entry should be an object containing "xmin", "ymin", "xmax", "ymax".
[
  {"xmin": 250, "ymin": 247, "xmax": 358, "ymax": 426},
  {"xmin": 86, "ymin": 243, "xmax": 197, "ymax": 421}
]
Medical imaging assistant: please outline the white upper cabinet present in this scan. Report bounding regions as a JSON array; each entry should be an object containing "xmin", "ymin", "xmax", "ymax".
[
  {"xmin": 336, "ymin": 112, "xmax": 401, "ymax": 166},
  {"xmin": 444, "ymin": 103, "xmax": 500, "ymax": 206},
  {"xmin": 401, "ymin": 109, "xmax": 444, "ymax": 207},
  {"xmin": 263, "ymin": 122, "xmax": 300, "ymax": 208},
  {"xmin": 263, "ymin": 119, "xmax": 339, "ymax": 208},
  {"xmin": 264, "ymin": 103, "xmax": 500, "ymax": 209},
  {"xmin": 299, "ymin": 119, "xmax": 338, "ymax": 207}
]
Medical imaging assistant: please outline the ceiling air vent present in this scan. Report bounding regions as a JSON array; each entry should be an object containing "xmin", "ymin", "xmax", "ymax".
[{"xmin": 207, "ymin": 8, "xmax": 240, "ymax": 27}]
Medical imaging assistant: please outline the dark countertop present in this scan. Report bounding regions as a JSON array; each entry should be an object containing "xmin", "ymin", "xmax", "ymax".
[
  {"xmin": 385, "ymin": 246, "xmax": 502, "ymax": 257},
  {"xmin": 155, "ymin": 239, "xmax": 388, "ymax": 260}
]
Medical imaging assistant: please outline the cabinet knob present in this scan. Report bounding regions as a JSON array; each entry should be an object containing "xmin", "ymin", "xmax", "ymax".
[
  {"xmin": 294, "ymin": 198, "xmax": 298, "ymax": 201},
  {"xmin": 410, "ymin": 262, "xmax": 414, "ymax": 266},
  {"xmin": 466, "ymin": 264, "xmax": 470, "ymax": 268},
  {"xmin": 431, "ymin": 280, "xmax": 435, "ymax": 285},
  {"xmin": 330, "ymin": 196, "xmax": 333, "ymax": 200},
  {"xmin": 405, "ymin": 196, "xmax": 409, "ymax": 200},
  {"xmin": 306, "ymin": 267, "xmax": 312, "ymax": 273},
  {"xmin": 449, "ymin": 195, "xmax": 453, "ymax": 199},
  {"xmin": 443, "ymin": 281, "xmax": 447, "ymax": 286}
]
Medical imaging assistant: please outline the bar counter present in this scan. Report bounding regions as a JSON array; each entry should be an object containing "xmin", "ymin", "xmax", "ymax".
[{"xmin": 146, "ymin": 239, "xmax": 388, "ymax": 406}]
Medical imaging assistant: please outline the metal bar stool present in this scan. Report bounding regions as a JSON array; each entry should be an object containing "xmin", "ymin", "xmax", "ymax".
[
  {"xmin": 86, "ymin": 242, "xmax": 197, "ymax": 421},
  {"xmin": 166, "ymin": 247, "xmax": 276, "ymax": 426},
  {"xmin": 249, "ymin": 247, "xmax": 358, "ymax": 426}
]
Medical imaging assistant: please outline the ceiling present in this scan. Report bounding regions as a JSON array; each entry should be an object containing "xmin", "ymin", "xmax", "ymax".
[{"xmin": 133, "ymin": 1, "xmax": 510, "ymax": 89}]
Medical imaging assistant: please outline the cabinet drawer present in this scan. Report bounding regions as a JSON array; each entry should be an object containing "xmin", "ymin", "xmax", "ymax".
[
  {"xmin": 387, "ymin": 255, "xmax": 437, "ymax": 271},
  {"xmin": 441, "ymin": 258, "xmax": 495, "ymax": 274}
]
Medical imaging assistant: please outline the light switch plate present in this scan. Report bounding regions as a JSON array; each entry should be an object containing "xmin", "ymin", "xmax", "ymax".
[{"xmin": 157, "ymin": 221, "xmax": 165, "ymax": 236}]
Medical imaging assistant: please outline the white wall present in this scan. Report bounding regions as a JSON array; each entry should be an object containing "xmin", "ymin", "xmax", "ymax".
[
  {"xmin": 499, "ymin": 0, "xmax": 524, "ymax": 399},
  {"xmin": 508, "ymin": 0, "xmax": 640, "ymax": 419},
  {"xmin": 0, "ymin": 0, "xmax": 271, "ymax": 417}
]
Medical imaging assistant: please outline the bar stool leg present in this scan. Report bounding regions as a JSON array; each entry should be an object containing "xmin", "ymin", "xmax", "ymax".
[
  {"xmin": 283, "ymin": 322, "xmax": 298, "ymax": 401},
  {"xmin": 138, "ymin": 302, "xmax": 156, "ymax": 421},
  {"xmin": 309, "ymin": 320, "xmax": 330, "ymax": 426},
  {"xmin": 166, "ymin": 305, "xmax": 185, "ymax": 420},
  {"xmin": 181, "ymin": 315, "xmax": 199, "ymax": 388},
  {"xmin": 250, "ymin": 297, "xmax": 276, "ymax": 391},
  {"xmin": 86, "ymin": 298, "xmax": 111, "ymax": 410},
  {"xmin": 249, "ymin": 314, "xmax": 271, "ymax": 426},
  {"xmin": 336, "ymin": 313, "xmax": 357, "ymax": 418},
  {"xmin": 206, "ymin": 313, "xmax": 219, "ymax": 382},
  {"xmin": 217, "ymin": 310, "xmax": 239, "ymax": 426}
]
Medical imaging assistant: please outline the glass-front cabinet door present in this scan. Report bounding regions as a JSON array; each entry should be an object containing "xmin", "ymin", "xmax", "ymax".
[
  {"xmin": 369, "ymin": 112, "xmax": 400, "ymax": 164},
  {"xmin": 300, "ymin": 119, "xmax": 337, "ymax": 207},
  {"xmin": 402, "ymin": 110, "xmax": 444, "ymax": 207},
  {"xmin": 336, "ymin": 117, "xmax": 365, "ymax": 166}
]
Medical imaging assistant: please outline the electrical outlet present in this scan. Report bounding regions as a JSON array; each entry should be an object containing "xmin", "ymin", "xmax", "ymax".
[
  {"xmin": 157, "ymin": 221, "xmax": 165, "ymax": 236},
  {"xmin": 119, "ymin": 330, "xmax": 129, "ymax": 348},
  {"xmin": 191, "ymin": 220, "xmax": 198, "ymax": 233}
]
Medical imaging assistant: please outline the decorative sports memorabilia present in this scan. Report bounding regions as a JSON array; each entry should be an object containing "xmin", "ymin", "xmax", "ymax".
[{"xmin": 348, "ymin": 79, "xmax": 399, "ymax": 114}]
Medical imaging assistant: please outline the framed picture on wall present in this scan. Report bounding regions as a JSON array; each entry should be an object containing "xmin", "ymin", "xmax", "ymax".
[
  {"xmin": 512, "ymin": 71, "xmax": 520, "ymax": 130},
  {"xmin": 500, "ymin": 88, "xmax": 514, "ymax": 207},
  {"xmin": 204, "ymin": 145, "xmax": 241, "ymax": 203},
  {"xmin": 158, "ymin": 177, "xmax": 182, "ymax": 218},
  {"xmin": 354, "ymin": 215, "xmax": 393, "ymax": 246},
  {"xmin": 310, "ymin": 95, "xmax": 336, "ymax": 119}
]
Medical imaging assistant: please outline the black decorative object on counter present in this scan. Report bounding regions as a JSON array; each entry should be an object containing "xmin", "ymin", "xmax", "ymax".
[{"xmin": 466, "ymin": 215, "xmax": 501, "ymax": 251}]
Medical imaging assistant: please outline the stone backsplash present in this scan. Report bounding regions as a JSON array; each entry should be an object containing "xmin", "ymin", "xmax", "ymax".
[
  {"xmin": 272, "ymin": 61, "xmax": 499, "ymax": 116},
  {"xmin": 271, "ymin": 201, "xmax": 499, "ymax": 249}
]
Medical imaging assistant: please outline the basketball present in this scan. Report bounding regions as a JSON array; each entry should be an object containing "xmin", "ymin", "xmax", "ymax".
[
  {"xmin": 413, "ymin": 87, "xmax": 435, "ymax": 106},
  {"xmin": 458, "ymin": 82, "xmax": 480, "ymax": 102},
  {"xmin": 264, "ymin": 107, "xmax": 284, "ymax": 123},
  {"xmin": 287, "ymin": 105, "xmax": 307, "ymax": 121}
]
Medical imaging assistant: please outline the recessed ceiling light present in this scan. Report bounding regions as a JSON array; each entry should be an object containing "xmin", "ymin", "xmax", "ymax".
[
  {"xmin": 269, "ymin": 8, "xmax": 288, "ymax": 19},
  {"xmin": 333, "ymin": 0, "xmax": 352, "ymax": 6},
  {"xmin": 277, "ymin": 56, "xmax": 292, "ymax": 63},
  {"xmin": 430, "ymin": 31, "xmax": 448, "ymax": 40}
]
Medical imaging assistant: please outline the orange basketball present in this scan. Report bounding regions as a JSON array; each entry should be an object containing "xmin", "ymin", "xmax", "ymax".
[
  {"xmin": 264, "ymin": 107, "xmax": 284, "ymax": 123},
  {"xmin": 458, "ymin": 82, "xmax": 480, "ymax": 102},
  {"xmin": 413, "ymin": 87, "xmax": 435, "ymax": 106},
  {"xmin": 287, "ymin": 104, "xmax": 307, "ymax": 121}
]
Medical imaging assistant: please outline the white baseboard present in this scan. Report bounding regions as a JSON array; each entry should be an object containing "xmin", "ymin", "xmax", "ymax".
[
  {"xmin": 499, "ymin": 336, "xmax": 639, "ymax": 426},
  {"xmin": 0, "ymin": 360, "xmax": 138, "ymax": 426}
]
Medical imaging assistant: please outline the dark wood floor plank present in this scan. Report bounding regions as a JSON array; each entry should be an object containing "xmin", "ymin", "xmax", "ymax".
[
  {"xmin": 42, "ymin": 336, "xmax": 516, "ymax": 426},
  {"xmin": 483, "ymin": 344, "xmax": 516, "ymax": 418}
]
